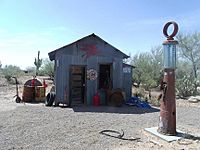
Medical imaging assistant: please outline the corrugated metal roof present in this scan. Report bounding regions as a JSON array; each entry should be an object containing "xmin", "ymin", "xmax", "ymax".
[{"xmin": 48, "ymin": 33, "xmax": 129, "ymax": 61}]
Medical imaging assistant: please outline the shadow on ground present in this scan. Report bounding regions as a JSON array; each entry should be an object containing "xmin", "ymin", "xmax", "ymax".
[
  {"xmin": 72, "ymin": 105, "xmax": 160, "ymax": 114},
  {"xmin": 178, "ymin": 132, "xmax": 200, "ymax": 141}
]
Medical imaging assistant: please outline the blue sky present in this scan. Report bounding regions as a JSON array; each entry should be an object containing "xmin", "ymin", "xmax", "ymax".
[{"xmin": 0, "ymin": 0, "xmax": 200, "ymax": 69}]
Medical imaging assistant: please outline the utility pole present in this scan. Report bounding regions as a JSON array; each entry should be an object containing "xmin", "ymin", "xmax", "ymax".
[{"xmin": 158, "ymin": 21, "xmax": 179, "ymax": 135}]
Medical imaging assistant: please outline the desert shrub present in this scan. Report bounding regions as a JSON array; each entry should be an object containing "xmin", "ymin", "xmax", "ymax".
[
  {"xmin": 40, "ymin": 58, "xmax": 54, "ymax": 79},
  {"xmin": 131, "ymin": 46, "xmax": 163, "ymax": 91},
  {"xmin": 176, "ymin": 75, "xmax": 197, "ymax": 97},
  {"xmin": 133, "ymin": 87, "xmax": 146, "ymax": 98},
  {"xmin": 175, "ymin": 60, "xmax": 199, "ymax": 97},
  {"xmin": 2, "ymin": 65, "xmax": 24, "ymax": 83},
  {"xmin": 37, "ymin": 69, "xmax": 45, "ymax": 76}
]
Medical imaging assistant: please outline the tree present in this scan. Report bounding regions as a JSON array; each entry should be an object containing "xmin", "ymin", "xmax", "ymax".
[
  {"xmin": 0, "ymin": 60, "xmax": 2, "ymax": 68},
  {"xmin": 131, "ymin": 46, "xmax": 163, "ymax": 90},
  {"xmin": 34, "ymin": 51, "xmax": 42, "ymax": 76},
  {"xmin": 176, "ymin": 60, "xmax": 195, "ymax": 97},
  {"xmin": 131, "ymin": 52, "xmax": 156, "ymax": 90},
  {"xmin": 177, "ymin": 32, "xmax": 200, "ymax": 95},
  {"xmin": 150, "ymin": 46, "xmax": 163, "ymax": 86},
  {"xmin": 40, "ymin": 58, "xmax": 54, "ymax": 79}
]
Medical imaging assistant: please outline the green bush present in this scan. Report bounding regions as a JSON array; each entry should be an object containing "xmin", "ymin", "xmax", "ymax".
[
  {"xmin": 176, "ymin": 75, "xmax": 196, "ymax": 97},
  {"xmin": 40, "ymin": 58, "xmax": 54, "ymax": 79},
  {"xmin": 2, "ymin": 65, "xmax": 24, "ymax": 83}
]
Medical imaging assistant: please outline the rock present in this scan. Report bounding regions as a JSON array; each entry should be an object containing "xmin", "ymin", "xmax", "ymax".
[
  {"xmin": 188, "ymin": 97, "xmax": 199, "ymax": 103},
  {"xmin": 194, "ymin": 96, "xmax": 200, "ymax": 101}
]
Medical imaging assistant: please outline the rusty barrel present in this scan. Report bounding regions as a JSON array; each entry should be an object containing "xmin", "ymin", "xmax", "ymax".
[
  {"xmin": 22, "ymin": 79, "xmax": 43, "ymax": 102},
  {"xmin": 22, "ymin": 85, "xmax": 35, "ymax": 102},
  {"xmin": 35, "ymin": 86, "xmax": 46, "ymax": 102},
  {"xmin": 109, "ymin": 90, "xmax": 124, "ymax": 107}
]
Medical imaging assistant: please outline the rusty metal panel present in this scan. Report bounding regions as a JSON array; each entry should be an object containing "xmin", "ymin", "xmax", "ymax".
[
  {"xmin": 53, "ymin": 35, "xmax": 126, "ymax": 61},
  {"xmin": 112, "ymin": 58, "xmax": 123, "ymax": 89},
  {"xmin": 86, "ymin": 56, "xmax": 98, "ymax": 105},
  {"xmin": 158, "ymin": 68, "xmax": 176, "ymax": 135},
  {"xmin": 54, "ymin": 55, "xmax": 70, "ymax": 104}
]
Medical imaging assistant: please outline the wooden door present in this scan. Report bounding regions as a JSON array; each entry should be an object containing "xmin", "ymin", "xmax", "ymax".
[{"xmin": 69, "ymin": 66, "xmax": 85, "ymax": 106}]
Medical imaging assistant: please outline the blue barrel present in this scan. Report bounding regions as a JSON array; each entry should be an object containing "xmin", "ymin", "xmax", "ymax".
[{"xmin": 99, "ymin": 89, "xmax": 106, "ymax": 105}]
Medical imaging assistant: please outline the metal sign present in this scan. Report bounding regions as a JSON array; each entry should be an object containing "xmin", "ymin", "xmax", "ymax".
[
  {"xmin": 87, "ymin": 69, "xmax": 97, "ymax": 80},
  {"xmin": 123, "ymin": 67, "xmax": 131, "ymax": 73}
]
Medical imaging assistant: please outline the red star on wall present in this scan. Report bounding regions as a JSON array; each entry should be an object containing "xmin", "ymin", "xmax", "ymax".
[{"xmin": 80, "ymin": 44, "xmax": 101, "ymax": 59}]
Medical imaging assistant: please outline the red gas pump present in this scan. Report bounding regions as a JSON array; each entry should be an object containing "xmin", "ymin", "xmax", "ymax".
[{"xmin": 158, "ymin": 21, "xmax": 178, "ymax": 135}]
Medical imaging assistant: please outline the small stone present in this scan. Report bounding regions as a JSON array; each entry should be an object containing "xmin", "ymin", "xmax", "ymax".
[{"xmin": 188, "ymin": 97, "xmax": 199, "ymax": 103}]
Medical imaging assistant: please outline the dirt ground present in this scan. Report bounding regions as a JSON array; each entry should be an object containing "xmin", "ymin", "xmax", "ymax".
[{"xmin": 0, "ymin": 76, "xmax": 200, "ymax": 150}]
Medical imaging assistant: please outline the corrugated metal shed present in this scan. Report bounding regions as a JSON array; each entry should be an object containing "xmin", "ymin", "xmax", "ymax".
[
  {"xmin": 48, "ymin": 33, "xmax": 132, "ymax": 106},
  {"xmin": 123, "ymin": 63, "xmax": 135, "ymax": 100}
]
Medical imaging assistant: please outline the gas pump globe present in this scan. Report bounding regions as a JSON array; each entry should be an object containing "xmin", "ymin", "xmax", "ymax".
[
  {"xmin": 163, "ymin": 42, "xmax": 177, "ymax": 69},
  {"xmin": 158, "ymin": 21, "xmax": 178, "ymax": 136}
]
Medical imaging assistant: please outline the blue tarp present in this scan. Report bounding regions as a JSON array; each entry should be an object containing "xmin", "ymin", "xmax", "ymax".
[{"xmin": 126, "ymin": 96, "xmax": 151, "ymax": 109}]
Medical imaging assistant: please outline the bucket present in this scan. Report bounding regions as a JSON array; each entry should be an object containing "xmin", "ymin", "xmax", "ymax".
[
  {"xmin": 35, "ymin": 86, "xmax": 46, "ymax": 102},
  {"xmin": 22, "ymin": 85, "xmax": 35, "ymax": 102},
  {"xmin": 93, "ymin": 93, "xmax": 100, "ymax": 106}
]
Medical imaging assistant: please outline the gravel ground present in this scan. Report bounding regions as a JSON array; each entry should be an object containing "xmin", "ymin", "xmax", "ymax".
[
  {"xmin": 0, "ymin": 76, "xmax": 200, "ymax": 150},
  {"xmin": 0, "ymin": 104, "xmax": 200, "ymax": 150}
]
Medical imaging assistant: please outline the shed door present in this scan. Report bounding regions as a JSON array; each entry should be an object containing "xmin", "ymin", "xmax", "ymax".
[
  {"xmin": 69, "ymin": 66, "xmax": 85, "ymax": 106},
  {"xmin": 99, "ymin": 64, "xmax": 112, "ymax": 89}
]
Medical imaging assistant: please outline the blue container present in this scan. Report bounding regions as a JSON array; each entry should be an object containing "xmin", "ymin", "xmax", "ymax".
[{"xmin": 99, "ymin": 89, "xmax": 106, "ymax": 105}]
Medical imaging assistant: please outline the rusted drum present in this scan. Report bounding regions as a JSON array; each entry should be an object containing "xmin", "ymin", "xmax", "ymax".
[
  {"xmin": 110, "ymin": 91, "xmax": 124, "ymax": 107},
  {"xmin": 35, "ymin": 86, "xmax": 46, "ymax": 102},
  {"xmin": 24, "ymin": 79, "xmax": 42, "ymax": 86},
  {"xmin": 22, "ymin": 85, "xmax": 35, "ymax": 102}
]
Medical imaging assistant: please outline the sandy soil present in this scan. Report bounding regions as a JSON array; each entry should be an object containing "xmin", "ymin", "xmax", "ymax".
[{"xmin": 0, "ymin": 76, "xmax": 200, "ymax": 150}]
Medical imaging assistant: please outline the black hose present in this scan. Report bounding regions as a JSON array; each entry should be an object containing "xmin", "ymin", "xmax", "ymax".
[{"xmin": 99, "ymin": 129, "xmax": 141, "ymax": 141}]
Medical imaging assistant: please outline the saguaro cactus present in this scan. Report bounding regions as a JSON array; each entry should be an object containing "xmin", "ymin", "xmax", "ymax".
[{"xmin": 34, "ymin": 51, "xmax": 42, "ymax": 76}]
